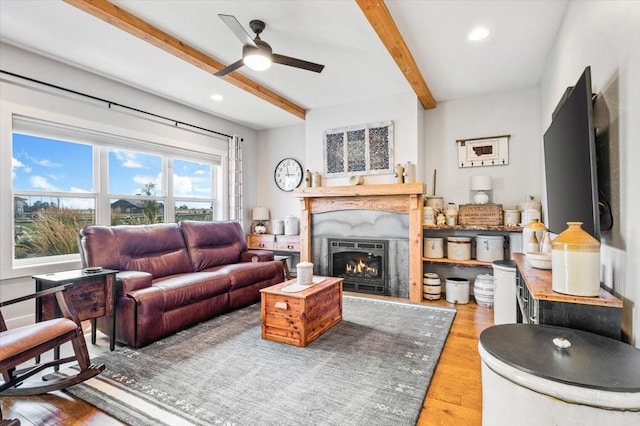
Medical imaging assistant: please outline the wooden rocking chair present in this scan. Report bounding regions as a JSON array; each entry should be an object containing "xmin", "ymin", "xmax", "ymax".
[{"xmin": 0, "ymin": 284, "xmax": 104, "ymax": 396}]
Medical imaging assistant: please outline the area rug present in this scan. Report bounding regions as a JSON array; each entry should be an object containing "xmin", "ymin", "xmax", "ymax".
[{"xmin": 66, "ymin": 296, "xmax": 456, "ymax": 426}]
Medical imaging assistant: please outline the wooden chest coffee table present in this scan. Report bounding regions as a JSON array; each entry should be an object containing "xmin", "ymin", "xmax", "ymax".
[{"xmin": 260, "ymin": 276, "xmax": 343, "ymax": 347}]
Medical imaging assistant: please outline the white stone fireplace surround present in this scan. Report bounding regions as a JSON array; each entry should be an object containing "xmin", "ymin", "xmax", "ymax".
[{"xmin": 294, "ymin": 183, "xmax": 425, "ymax": 302}]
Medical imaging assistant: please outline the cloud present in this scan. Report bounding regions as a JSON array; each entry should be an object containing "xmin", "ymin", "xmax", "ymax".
[
  {"xmin": 173, "ymin": 174, "xmax": 194, "ymax": 196},
  {"xmin": 12, "ymin": 157, "xmax": 30, "ymax": 178},
  {"xmin": 25, "ymin": 153, "xmax": 61, "ymax": 168},
  {"xmin": 30, "ymin": 176, "xmax": 58, "ymax": 191},
  {"xmin": 12, "ymin": 157, "xmax": 25, "ymax": 169},
  {"xmin": 62, "ymin": 198, "xmax": 95, "ymax": 210},
  {"xmin": 173, "ymin": 173, "xmax": 214, "ymax": 197},
  {"xmin": 111, "ymin": 149, "xmax": 145, "ymax": 169},
  {"xmin": 132, "ymin": 173, "xmax": 162, "ymax": 194},
  {"xmin": 70, "ymin": 187, "xmax": 92, "ymax": 193}
]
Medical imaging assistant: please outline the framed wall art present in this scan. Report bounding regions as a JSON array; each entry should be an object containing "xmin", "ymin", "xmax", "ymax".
[
  {"xmin": 456, "ymin": 135, "xmax": 510, "ymax": 168},
  {"xmin": 323, "ymin": 121, "xmax": 394, "ymax": 176}
]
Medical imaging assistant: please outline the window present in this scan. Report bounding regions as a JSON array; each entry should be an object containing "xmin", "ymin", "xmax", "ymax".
[
  {"xmin": 11, "ymin": 119, "xmax": 221, "ymax": 265},
  {"xmin": 172, "ymin": 158, "xmax": 214, "ymax": 222},
  {"xmin": 109, "ymin": 149, "xmax": 164, "ymax": 225},
  {"xmin": 12, "ymin": 133, "xmax": 96, "ymax": 260}
]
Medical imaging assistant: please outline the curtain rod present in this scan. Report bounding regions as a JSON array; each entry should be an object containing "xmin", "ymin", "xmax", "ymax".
[{"xmin": 0, "ymin": 69, "xmax": 232, "ymax": 139}]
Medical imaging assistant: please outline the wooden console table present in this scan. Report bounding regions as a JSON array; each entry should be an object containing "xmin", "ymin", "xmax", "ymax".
[
  {"xmin": 246, "ymin": 234, "xmax": 300, "ymax": 279},
  {"xmin": 34, "ymin": 269, "xmax": 118, "ymax": 355},
  {"xmin": 513, "ymin": 253, "xmax": 622, "ymax": 339}
]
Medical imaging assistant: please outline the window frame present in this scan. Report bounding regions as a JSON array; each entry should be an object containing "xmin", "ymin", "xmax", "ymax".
[{"xmin": 3, "ymin": 107, "xmax": 228, "ymax": 279}]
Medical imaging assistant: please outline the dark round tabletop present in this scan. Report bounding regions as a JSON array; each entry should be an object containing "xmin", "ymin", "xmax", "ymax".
[{"xmin": 480, "ymin": 324, "xmax": 640, "ymax": 392}]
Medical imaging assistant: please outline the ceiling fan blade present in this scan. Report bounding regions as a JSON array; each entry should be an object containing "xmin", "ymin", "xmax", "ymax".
[
  {"xmin": 272, "ymin": 54, "xmax": 325, "ymax": 73},
  {"xmin": 219, "ymin": 14, "xmax": 257, "ymax": 47},
  {"xmin": 214, "ymin": 59, "xmax": 245, "ymax": 77}
]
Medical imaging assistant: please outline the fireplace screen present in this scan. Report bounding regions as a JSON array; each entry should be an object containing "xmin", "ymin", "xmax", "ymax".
[{"xmin": 328, "ymin": 239, "xmax": 387, "ymax": 295}]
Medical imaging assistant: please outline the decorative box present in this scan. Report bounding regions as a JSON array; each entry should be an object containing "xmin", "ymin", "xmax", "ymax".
[{"xmin": 458, "ymin": 203, "xmax": 504, "ymax": 226}]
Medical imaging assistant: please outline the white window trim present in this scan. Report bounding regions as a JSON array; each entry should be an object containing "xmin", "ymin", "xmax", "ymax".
[{"xmin": 1, "ymin": 99, "xmax": 229, "ymax": 280}]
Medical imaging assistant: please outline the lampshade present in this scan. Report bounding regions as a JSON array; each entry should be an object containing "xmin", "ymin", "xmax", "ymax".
[
  {"xmin": 252, "ymin": 207, "xmax": 270, "ymax": 221},
  {"xmin": 470, "ymin": 175, "xmax": 492, "ymax": 191}
]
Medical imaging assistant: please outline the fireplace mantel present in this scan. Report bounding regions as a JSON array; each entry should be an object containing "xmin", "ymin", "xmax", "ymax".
[{"xmin": 294, "ymin": 183, "xmax": 425, "ymax": 302}]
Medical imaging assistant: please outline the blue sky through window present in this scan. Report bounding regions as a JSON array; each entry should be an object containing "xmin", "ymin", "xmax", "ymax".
[
  {"xmin": 109, "ymin": 148, "xmax": 162, "ymax": 195},
  {"xmin": 173, "ymin": 158, "xmax": 212, "ymax": 198},
  {"xmin": 12, "ymin": 133, "xmax": 92, "ymax": 192},
  {"xmin": 13, "ymin": 133, "xmax": 213, "ymax": 202}
]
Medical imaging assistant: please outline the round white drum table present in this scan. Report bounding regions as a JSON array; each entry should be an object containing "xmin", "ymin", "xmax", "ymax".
[{"xmin": 479, "ymin": 324, "xmax": 640, "ymax": 426}]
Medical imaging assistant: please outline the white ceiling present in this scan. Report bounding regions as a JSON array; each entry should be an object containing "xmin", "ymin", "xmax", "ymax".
[{"xmin": 0, "ymin": 0, "xmax": 567, "ymax": 131}]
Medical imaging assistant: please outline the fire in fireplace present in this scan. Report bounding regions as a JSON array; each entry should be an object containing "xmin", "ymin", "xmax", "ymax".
[{"xmin": 328, "ymin": 238, "xmax": 387, "ymax": 295}]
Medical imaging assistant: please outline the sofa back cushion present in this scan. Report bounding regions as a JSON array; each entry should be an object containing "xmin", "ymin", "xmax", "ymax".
[
  {"xmin": 180, "ymin": 221, "xmax": 247, "ymax": 271},
  {"xmin": 80, "ymin": 223, "xmax": 192, "ymax": 278}
]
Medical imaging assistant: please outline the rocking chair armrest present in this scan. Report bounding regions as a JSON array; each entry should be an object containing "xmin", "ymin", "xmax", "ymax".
[
  {"xmin": 0, "ymin": 283, "xmax": 74, "ymax": 308},
  {"xmin": 54, "ymin": 290, "xmax": 82, "ymax": 326},
  {"xmin": 0, "ymin": 284, "xmax": 80, "ymax": 332}
]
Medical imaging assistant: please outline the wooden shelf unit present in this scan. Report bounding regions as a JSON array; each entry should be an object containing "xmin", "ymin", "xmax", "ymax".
[
  {"xmin": 422, "ymin": 224, "xmax": 522, "ymax": 269},
  {"xmin": 424, "ymin": 225, "xmax": 523, "ymax": 232},
  {"xmin": 422, "ymin": 257, "xmax": 493, "ymax": 268}
]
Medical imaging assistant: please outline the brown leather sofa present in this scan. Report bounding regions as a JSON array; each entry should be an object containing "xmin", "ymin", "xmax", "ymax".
[{"xmin": 79, "ymin": 220, "xmax": 284, "ymax": 348}]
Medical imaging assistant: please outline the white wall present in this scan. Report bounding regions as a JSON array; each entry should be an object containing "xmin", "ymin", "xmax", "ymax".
[
  {"xmin": 255, "ymin": 91, "xmax": 424, "ymax": 225},
  {"xmin": 424, "ymin": 88, "xmax": 542, "ymax": 209},
  {"xmin": 539, "ymin": 1, "xmax": 640, "ymax": 345},
  {"xmin": 255, "ymin": 124, "xmax": 306, "ymax": 229},
  {"xmin": 305, "ymin": 92, "xmax": 423, "ymax": 186}
]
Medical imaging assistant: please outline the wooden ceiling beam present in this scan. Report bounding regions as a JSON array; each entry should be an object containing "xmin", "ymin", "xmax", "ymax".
[
  {"xmin": 356, "ymin": 0, "xmax": 436, "ymax": 109},
  {"xmin": 63, "ymin": 0, "xmax": 306, "ymax": 119}
]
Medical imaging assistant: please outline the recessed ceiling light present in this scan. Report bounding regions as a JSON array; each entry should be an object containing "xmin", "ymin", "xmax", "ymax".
[
  {"xmin": 468, "ymin": 27, "xmax": 490, "ymax": 41},
  {"xmin": 210, "ymin": 94, "xmax": 224, "ymax": 101}
]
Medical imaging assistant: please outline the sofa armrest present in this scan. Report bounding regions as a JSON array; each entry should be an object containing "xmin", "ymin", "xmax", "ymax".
[
  {"xmin": 241, "ymin": 250, "xmax": 275, "ymax": 263},
  {"xmin": 116, "ymin": 271, "xmax": 153, "ymax": 294}
]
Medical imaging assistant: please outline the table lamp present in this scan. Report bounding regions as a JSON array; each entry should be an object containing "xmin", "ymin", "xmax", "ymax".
[
  {"xmin": 470, "ymin": 176, "xmax": 492, "ymax": 204},
  {"xmin": 252, "ymin": 207, "xmax": 270, "ymax": 234}
]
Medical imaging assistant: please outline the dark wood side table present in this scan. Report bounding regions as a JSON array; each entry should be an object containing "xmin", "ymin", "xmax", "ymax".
[{"xmin": 33, "ymin": 269, "xmax": 118, "ymax": 362}]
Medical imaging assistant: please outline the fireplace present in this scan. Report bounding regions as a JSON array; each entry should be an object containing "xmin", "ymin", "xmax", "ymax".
[{"xmin": 328, "ymin": 238, "xmax": 387, "ymax": 295}]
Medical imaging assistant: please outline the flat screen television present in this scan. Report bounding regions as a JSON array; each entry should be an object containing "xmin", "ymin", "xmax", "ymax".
[{"xmin": 543, "ymin": 66, "xmax": 600, "ymax": 239}]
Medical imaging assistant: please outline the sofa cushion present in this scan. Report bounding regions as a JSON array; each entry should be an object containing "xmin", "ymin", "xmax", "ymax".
[
  {"xmin": 152, "ymin": 272, "xmax": 231, "ymax": 310},
  {"xmin": 81, "ymin": 223, "xmax": 192, "ymax": 278},
  {"xmin": 79, "ymin": 225, "xmax": 121, "ymax": 271},
  {"xmin": 180, "ymin": 221, "xmax": 248, "ymax": 271},
  {"xmin": 206, "ymin": 261, "xmax": 282, "ymax": 291},
  {"xmin": 116, "ymin": 224, "xmax": 192, "ymax": 278}
]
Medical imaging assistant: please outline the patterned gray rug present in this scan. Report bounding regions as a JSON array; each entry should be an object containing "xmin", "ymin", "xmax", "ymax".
[{"xmin": 66, "ymin": 296, "xmax": 455, "ymax": 426}]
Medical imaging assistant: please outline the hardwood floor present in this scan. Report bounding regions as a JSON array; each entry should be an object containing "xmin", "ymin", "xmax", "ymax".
[
  {"xmin": 417, "ymin": 298, "xmax": 493, "ymax": 426},
  {"xmin": 1, "ymin": 297, "xmax": 493, "ymax": 425}
]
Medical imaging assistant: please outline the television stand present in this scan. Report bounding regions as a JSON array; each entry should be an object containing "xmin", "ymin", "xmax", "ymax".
[{"xmin": 513, "ymin": 253, "xmax": 622, "ymax": 340}]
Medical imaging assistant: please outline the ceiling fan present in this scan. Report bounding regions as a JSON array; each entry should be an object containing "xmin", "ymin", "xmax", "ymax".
[{"xmin": 214, "ymin": 14, "xmax": 325, "ymax": 77}]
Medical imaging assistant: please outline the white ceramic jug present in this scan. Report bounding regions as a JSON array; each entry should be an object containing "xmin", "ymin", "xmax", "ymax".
[{"xmin": 284, "ymin": 215, "xmax": 299, "ymax": 235}]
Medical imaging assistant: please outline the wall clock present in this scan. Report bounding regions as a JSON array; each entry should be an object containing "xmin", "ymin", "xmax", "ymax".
[{"xmin": 274, "ymin": 158, "xmax": 303, "ymax": 191}]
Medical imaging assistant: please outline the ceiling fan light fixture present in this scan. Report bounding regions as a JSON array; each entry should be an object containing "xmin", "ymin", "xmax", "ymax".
[
  {"xmin": 468, "ymin": 27, "xmax": 490, "ymax": 41},
  {"xmin": 243, "ymin": 43, "xmax": 273, "ymax": 71},
  {"xmin": 244, "ymin": 52, "xmax": 272, "ymax": 71},
  {"xmin": 216, "ymin": 15, "xmax": 324, "ymax": 77}
]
